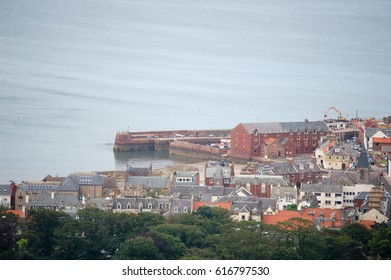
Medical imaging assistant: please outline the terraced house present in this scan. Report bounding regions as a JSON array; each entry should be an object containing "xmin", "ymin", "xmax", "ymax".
[{"xmin": 230, "ymin": 120, "xmax": 329, "ymax": 160}]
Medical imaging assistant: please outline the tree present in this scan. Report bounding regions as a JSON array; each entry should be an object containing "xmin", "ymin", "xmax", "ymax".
[
  {"xmin": 0, "ymin": 208, "xmax": 19, "ymax": 259},
  {"xmin": 369, "ymin": 228, "xmax": 391, "ymax": 259},
  {"xmin": 340, "ymin": 223, "xmax": 371, "ymax": 254},
  {"xmin": 115, "ymin": 237, "xmax": 161, "ymax": 260},
  {"xmin": 285, "ymin": 204, "xmax": 297, "ymax": 211},
  {"xmin": 147, "ymin": 231, "xmax": 187, "ymax": 259},
  {"xmin": 152, "ymin": 223, "xmax": 204, "ymax": 247},
  {"xmin": 318, "ymin": 229, "xmax": 366, "ymax": 260},
  {"xmin": 277, "ymin": 218, "xmax": 320, "ymax": 259},
  {"xmin": 23, "ymin": 209, "xmax": 70, "ymax": 258}
]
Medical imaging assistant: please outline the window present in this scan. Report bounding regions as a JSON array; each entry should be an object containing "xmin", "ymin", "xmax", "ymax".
[
  {"xmin": 304, "ymin": 136, "xmax": 308, "ymax": 140},
  {"xmin": 165, "ymin": 203, "xmax": 170, "ymax": 209},
  {"xmin": 174, "ymin": 207, "xmax": 178, "ymax": 213},
  {"xmin": 159, "ymin": 203, "xmax": 164, "ymax": 209},
  {"xmin": 117, "ymin": 203, "xmax": 121, "ymax": 209},
  {"xmin": 80, "ymin": 176, "xmax": 93, "ymax": 185},
  {"xmin": 127, "ymin": 202, "xmax": 131, "ymax": 209},
  {"xmin": 148, "ymin": 203, "xmax": 153, "ymax": 209},
  {"xmin": 286, "ymin": 195, "xmax": 292, "ymax": 202},
  {"xmin": 234, "ymin": 208, "xmax": 239, "ymax": 214},
  {"xmin": 297, "ymin": 142, "xmax": 300, "ymax": 146},
  {"xmin": 261, "ymin": 184, "xmax": 266, "ymax": 193},
  {"xmin": 325, "ymin": 201, "xmax": 331, "ymax": 205},
  {"xmin": 305, "ymin": 142, "xmax": 308, "ymax": 146},
  {"xmin": 325, "ymin": 193, "xmax": 331, "ymax": 197},
  {"xmin": 335, "ymin": 194, "xmax": 342, "ymax": 197},
  {"xmin": 314, "ymin": 193, "xmax": 321, "ymax": 197},
  {"xmin": 297, "ymin": 136, "xmax": 301, "ymax": 140},
  {"xmin": 183, "ymin": 207, "xmax": 188, "ymax": 213}
]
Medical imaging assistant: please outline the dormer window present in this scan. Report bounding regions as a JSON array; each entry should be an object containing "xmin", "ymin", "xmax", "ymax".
[{"xmin": 234, "ymin": 208, "xmax": 239, "ymax": 214}]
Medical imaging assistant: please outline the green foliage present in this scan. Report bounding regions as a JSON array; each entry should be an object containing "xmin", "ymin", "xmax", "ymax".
[
  {"xmin": 369, "ymin": 228, "xmax": 391, "ymax": 259},
  {"xmin": 147, "ymin": 231, "xmax": 187, "ymax": 259},
  {"xmin": 23, "ymin": 209, "xmax": 71, "ymax": 258},
  {"xmin": 152, "ymin": 223, "xmax": 204, "ymax": 247},
  {"xmin": 14, "ymin": 207, "xmax": 391, "ymax": 260},
  {"xmin": 319, "ymin": 229, "xmax": 366, "ymax": 260},
  {"xmin": 115, "ymin": 237, "xmax": 161, "ymax": 260},
  {"xmin": 0, "ymin": 208, "xmax": 19, "ymax": 257},
  {"xmin": 285, "ymin": 204, "xmax": 297, "ymax": 211}
]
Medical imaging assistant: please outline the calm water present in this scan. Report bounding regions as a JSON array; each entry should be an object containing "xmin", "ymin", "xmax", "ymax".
[{"xmin": 1, "ymin": 0, "xmax": 391, "ymax": 182}]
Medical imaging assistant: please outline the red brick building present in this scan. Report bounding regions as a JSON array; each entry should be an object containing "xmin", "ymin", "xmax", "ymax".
[
  {"xmin": 263, "ymin": 137, "xmax": 296, "ymax": 159},
  {"xmin": 372, "ymin": 137, "xmax": 391, "ymax": 153},
  {"xmin": 229, "ymin": 121, "xmax": 329, "ymax": 160}
]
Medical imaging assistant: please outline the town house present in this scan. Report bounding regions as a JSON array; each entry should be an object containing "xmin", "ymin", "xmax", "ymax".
[{"xmin": 229, "ymin": 121, "xmax": 328, "ymax": 160}]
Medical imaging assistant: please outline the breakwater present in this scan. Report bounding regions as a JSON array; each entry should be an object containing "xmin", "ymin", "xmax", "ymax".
[{"xmin": 113, "ymin": 129, "xmax": 230, "ymax": 152}]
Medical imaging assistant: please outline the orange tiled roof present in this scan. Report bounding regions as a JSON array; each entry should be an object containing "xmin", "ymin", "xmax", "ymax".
[
  {"xmin": 193, "ymin": 201, "xmax": 232, "ymax": 211},
  {"xmin": 7, "ymin": 210, "xmax": 24, "ymax": 218},
  {"xmin": 359, "ymin": 220, "xmax": 376, "ymax": 229},
  {"xmin": 262, "ymin": 208, "xmax": 343, "ymax": 228},
  {"xmin": 262, "ymin": 210, "xmax": 311, "ymax": 225},
  {"xmin": 265, "ymin": 137, "xmax": 277, "ymax": 145},
  {"xmin": 373, "ymin": 137, "xmax": 391, "ymax": 144},
  {"xmin": 322, "ymin": 141, "xmax": 335, "ymax": 153}
]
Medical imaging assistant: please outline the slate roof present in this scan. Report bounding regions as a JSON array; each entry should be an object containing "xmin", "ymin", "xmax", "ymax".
[
  {"xmin": 241, "ymin": 121, "xmax": 328, "ymax": 134},
  {"xmin": 232, "ymin": 201, "xmax": 261, "ymax": 213},
  {"xmin": 271, "ymin": 186, "xmax": 297, "ymax": 198},
  {"xmin": 258, "ymin": 160, "xmax": 321, "ymax": 176},
  {"xmin": 223, "ymin": 187, "xmax": 238, "ymax": 195},
  {"xmin": 230, "ymin": 175, "xmax": 289, "ymax": 187},
  {"xmin": 27, "ymin": 193, "xmax": 82, "ymax": 209},
  {"xmin": 170, "ymin": 199, "xmax": 192, "ymax": 214},
  {"xmin": 205, "ymin": 165, "xmax": 232, "ymax": 179},
  {"xmin": 354, "ymin": 191, "xmax": 370, "ymax": 200},
  {"xmin": 127, "ymin": 176, "xmax": 169, "ymax": 189},
  {"xmin": 329, "ymin": 170, "xmax": 380, "ymax": 186},
  {"xmin": 0, "ymin": 185, "xmax": 12, "ymax": 196},
  {"xmin": 259, "ymin": 198, "xmax": 277, "ymax": 212},
  {"xmin": 365, "ymin": 128, "xmax": 391, "ymax": 138},
  {"xmin": 231, "ymin": 198, "xmax": 277, "ymax": 214},
  {"xmin": 86, "ymin": 198, "xmax": 113, "ymax": 210},
  {"xmin": 22, "ymin": 183, "xmax": 59, "ymax": 193},
  {"xmin": 171, "ymin": 185, "xmax": 225, "ymax": 200},
  {"xmin": 59, "ymin": 173, "xmax": 104, "ymax": 192},
  {"xmin": 301, "ymin": 183, "xmax": 342, "ymax": 194},
  {"xmin": 325, "ymin": 147, "xmax": 350, "ymax": 156},
  {"xmin": 58, "ymin": 175, "xmax": 80, "ymax": 192},
  {"xmin": 114, "ymin": 197, "xmax": 158, "ymax": 210}
]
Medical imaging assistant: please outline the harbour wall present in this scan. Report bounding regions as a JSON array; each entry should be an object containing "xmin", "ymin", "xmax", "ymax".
[{"xmin": 169, "ymin": 141, "xmax": 228, "ymax": 160}]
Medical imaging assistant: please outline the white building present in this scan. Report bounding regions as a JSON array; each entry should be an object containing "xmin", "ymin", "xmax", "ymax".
[
  {"xmin": 342, "ymin": 184, "xmax": 374, "ymax": 208},
  {"xmin": 300, "ymin": 184, "xmax": 343, "ymax": 209},
  {"xmin": 0, "ymin": 185, "xmax": 12, "ymax": 208}
]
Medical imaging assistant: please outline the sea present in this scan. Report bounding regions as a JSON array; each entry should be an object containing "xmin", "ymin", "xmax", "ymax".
[{"xmin": 1, "ymin": 0, "xmax": 391, "ymax": 183}]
